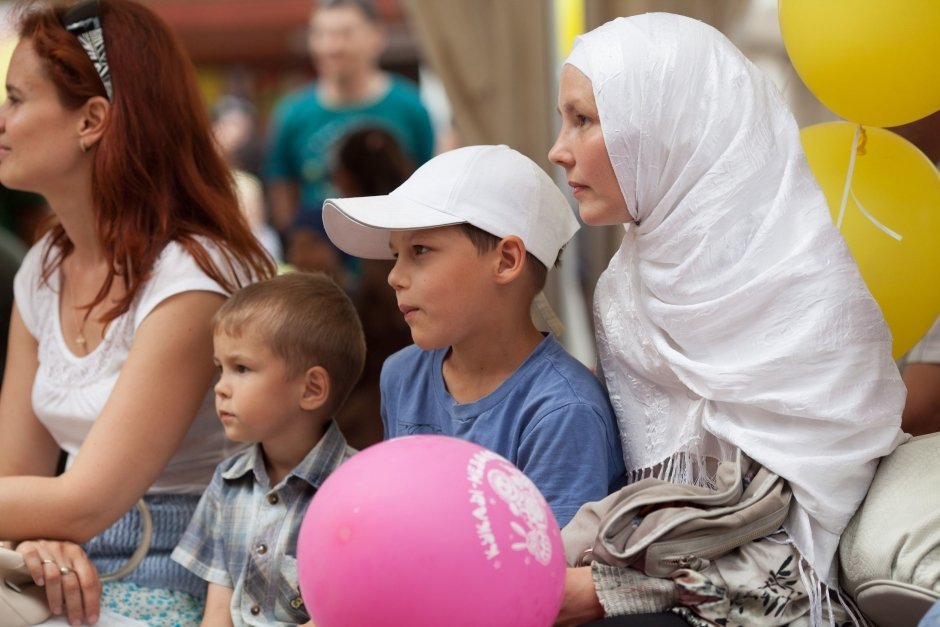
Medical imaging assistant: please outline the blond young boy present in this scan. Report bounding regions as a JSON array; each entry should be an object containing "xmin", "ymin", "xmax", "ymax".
[
  {"xmin": 171, "ymin": 272, "xmax": 365, "ymax": 626},
  {"xmin": 323, "ymin": 144, "xmax": 626, "ymax": 526}
]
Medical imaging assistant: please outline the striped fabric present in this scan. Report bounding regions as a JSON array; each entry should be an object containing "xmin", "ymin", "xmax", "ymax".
[{"xmin": 86, "ymin": 494, "xmax": 206, "ymax": 599}]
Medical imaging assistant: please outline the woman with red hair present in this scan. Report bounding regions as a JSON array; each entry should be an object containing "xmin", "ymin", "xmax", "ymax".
[{"xmin": 0, "ymin": 0, "xmax": 275, "ymax": 622}]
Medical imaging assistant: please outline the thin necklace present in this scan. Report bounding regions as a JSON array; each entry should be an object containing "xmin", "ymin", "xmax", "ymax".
[{"xmin": 65, "ymin": 274, "xmax": 89, "ymax": 352}]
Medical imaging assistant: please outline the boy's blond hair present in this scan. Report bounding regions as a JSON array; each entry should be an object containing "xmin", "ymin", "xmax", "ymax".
[{"xmin": 213, "ymin": 272, "xmax": 366, "ymax": 414}]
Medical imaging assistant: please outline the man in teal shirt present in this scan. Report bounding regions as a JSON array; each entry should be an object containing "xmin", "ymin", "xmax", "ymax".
[{"xmin": 265, "ymin": 0, "xmax": 434, "ymax": 236}]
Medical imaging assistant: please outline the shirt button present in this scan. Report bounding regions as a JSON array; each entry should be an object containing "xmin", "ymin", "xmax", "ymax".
[
  {"xmin": 290, "ymin": 597, "xmax": 304, "ymax": 609},
  {"xmin": 256, "ymin": 544, "xmax": 268, "ymax": 555},
  {"xmin": 268, "ymin": 494, "xmax": 279, "ymax": 505},
  {"xmin": 250, "ymin": 605, "xmax": 261, "ymax": 615}
]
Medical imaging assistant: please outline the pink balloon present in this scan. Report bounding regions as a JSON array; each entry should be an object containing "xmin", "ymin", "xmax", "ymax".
[{"xmin": 298, "ymin": 435, "xmax": 566, "ymax": 627}]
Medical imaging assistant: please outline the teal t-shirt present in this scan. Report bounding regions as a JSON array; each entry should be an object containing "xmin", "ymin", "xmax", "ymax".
[{"xmin": 264, "ymin": 75, "xmax": 434, "ymax": 214}]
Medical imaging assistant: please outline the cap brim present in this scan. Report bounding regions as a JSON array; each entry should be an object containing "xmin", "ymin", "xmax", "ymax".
[{"xmin": 323, "ymin": 195, "xmax": 465, "ymax": 260}]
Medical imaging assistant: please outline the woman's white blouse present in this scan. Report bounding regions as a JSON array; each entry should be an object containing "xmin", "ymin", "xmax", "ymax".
[{"xmin": 14, "ymin": 235, "xmax": 241, "ymax": 495}]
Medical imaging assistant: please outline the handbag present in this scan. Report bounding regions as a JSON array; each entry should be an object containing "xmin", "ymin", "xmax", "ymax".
[
  {"xmin": 838, "ymin": 431, "xmax": 940, "ymax": 627},
  {"xmin": 563, "ymin": 449, "xmax": 792, "ymax": 577},
  {"xmin": 0, "ymin": 549, "xmax": 48, "ymax": 627},
  {"xmin": 0, "ymin": 498, "xmax": 153, "ymax": 627}
]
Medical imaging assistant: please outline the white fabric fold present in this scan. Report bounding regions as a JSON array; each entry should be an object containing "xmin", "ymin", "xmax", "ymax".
[{"xmin": 567, "ymin": 13, "xmax": 906, "ymax": 585}]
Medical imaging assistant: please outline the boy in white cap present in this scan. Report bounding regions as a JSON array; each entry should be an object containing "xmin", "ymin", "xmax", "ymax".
[{"xmin": 323, "ymin": 144, "xmax": 625, "ymax": 526}]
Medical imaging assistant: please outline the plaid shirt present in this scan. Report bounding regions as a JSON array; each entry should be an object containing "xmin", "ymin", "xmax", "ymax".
[{"xmin": 172, "ymin": 421, "xmax": 354, "ymax": 625}]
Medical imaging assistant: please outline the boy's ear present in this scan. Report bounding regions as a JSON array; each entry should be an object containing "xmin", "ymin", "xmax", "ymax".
[
  {"xmin": 300, "ymin": 365, "xmax": 331, "ymax": 411},
  {"xmin": 493, "ymin": 236, "xmax": 527, "ymax": 285},
  {"xmin": 76, "ymin": 95, "xmax": 110, "ymax": 151}
]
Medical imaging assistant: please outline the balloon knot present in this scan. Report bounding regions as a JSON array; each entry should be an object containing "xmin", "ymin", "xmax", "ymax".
[{"xmin": 856, "ymin": 126, "xmax": 867, "ymax": 156}]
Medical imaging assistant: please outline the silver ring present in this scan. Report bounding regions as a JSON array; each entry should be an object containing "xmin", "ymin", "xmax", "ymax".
[
  {"xmin": 41, "ymin": 559, "xmax": 56, "ymax": 566},
  {"xmin": 59, "ymin": 565, "xmax": 73, "ymax": 576}
]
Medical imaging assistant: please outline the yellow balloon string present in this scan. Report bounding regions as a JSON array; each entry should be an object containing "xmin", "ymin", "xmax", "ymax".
[
  {"xmin": 834, "ymin": 124, "xmax": 902, "ymax": 241},
  {"xmin": 835, "ymin": 124, "xmax": 862, "ymax": 230},
  {"xmin": 850, "ymin": 190, "xmax": 903, "ymax": 241}
]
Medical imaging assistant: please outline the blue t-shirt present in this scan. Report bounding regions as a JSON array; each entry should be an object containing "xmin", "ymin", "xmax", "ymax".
[
  {"xmin": 381, "ymin": 335, "xmax": 626, "ymax": 527},
  {"xmin": 264, "ymin": 75, "xmax": 435, "ymax": 214}
]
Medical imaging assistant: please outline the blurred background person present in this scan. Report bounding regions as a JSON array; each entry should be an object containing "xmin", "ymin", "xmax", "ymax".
[
  {"xmin": 901, "ymin": 316, "xmax": 940, "ymax": 436},
  {"xmin": 211, "ymin": 94, "xmax": 282, "ymax": 264},
  {"xmin": 891, "ymin": 110, "xmax": 940, "ymax": 436},
  {"xmin": 284, "ymin": 210, "xmax": 347, "ymax": 282},
  {"xmin": 263, "ymin": 0, "xmax": 434, "ymax": 250},
  {"xmin": 328, "ymin": 126, "xmax": 415, "ymax": 449}
]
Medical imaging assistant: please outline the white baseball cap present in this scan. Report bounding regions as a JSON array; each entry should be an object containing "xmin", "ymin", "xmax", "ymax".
[{"xmin": 322, "ymin": 144, "xmax": 579, "ymax": 269}]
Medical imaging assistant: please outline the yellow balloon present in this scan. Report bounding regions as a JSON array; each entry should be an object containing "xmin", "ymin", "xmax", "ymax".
[
  {"xmin": 801, "ymin": 122, "xmax": 940, "ymax": 358},
  {"xmin": 780, "ymin": 1, "xmax": 940, "ymax": 127}
]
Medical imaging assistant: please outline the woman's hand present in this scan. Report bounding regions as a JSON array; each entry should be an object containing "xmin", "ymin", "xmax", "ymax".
[
  {"xmin": 554, "ymin": 566, "xmax": 604, "ymax": 626},
  {"xmin": 17, "ymin": 539, "xmax": 101, "ymax": 625}
]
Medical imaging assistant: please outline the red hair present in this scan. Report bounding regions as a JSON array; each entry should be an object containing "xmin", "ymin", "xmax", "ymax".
[{"xmin": 18, "ymin": 0, "xmax": 275, "ymax": 322}]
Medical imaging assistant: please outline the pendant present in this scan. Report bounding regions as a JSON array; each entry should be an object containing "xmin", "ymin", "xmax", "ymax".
[{"xmin": 76, "ymin": 335, "xmax": 87, "ymax": 346}]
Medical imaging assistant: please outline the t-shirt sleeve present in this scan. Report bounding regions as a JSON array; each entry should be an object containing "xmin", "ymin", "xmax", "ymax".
[
  {"xmin": 388, "ymin": 78, "xmax": 435, "ymax": 166},
  {"xmin": 516, "ymin": 404, "xmax": 623, "ymax": 528},
  {"xmin": 410, "ymin": 100, "xmax": 435, "ymax": 165},
  {"xmin": 132, "ymin": 240, "xmax": 234, "ymax": 329},
  {"xmin": 13, "ymin": 237, "xmax": 52, "ymax": 338},
  {"xmin": 171, "ymin": 469, "xmax": 232, "ymax": 587}
]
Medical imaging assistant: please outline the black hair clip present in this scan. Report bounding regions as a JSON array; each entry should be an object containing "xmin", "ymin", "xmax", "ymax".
[{"xmin": 61, "ymin": 0, "xmax": 112, "ymax": 100}]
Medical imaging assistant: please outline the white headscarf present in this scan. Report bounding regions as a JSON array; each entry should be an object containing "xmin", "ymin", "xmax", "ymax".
[{"xmin": 567, "ymin": 13, "xmax": 906, "ymax": 584}]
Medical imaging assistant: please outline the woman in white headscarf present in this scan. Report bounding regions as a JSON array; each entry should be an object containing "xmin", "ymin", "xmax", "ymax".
[{"xmin": 548, "ymin": 13, "xmax": 906, "ymax": 627}]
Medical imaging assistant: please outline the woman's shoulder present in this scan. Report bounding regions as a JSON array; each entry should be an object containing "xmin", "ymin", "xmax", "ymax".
[
  {"xmin": 132, "ymin": 237, "xmax": 244, "ymax": 328},
  {"xmin": 525, "ymin": 336, "xmax": 613, "ymax": 407},
  {"xmin": 12, "ymin": 233, "xmax": 62, "ymax": 337},
  {"xmin": 154, "ymin": 236, "xmax": 252, "ymax": 284},
  {"xmin": 19, "ymin": 230, "xmax": 55, "ymax": 267},
  {"xmin": 14, "ymin": 232, "xmax": 57, "ymax": 296}
]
